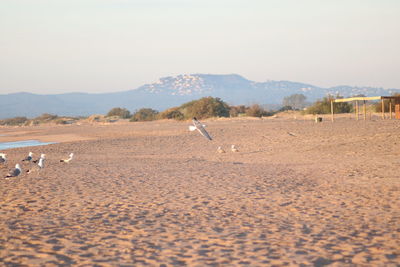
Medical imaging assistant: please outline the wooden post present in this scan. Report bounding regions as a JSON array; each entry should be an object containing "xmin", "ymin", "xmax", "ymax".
[
  {"xmin": 389, "ymin": 99, "xmax": 392, "ymax": 119},
  {"xmin": 363, "ymin": 100, "xmax": 366, "ymax": 120},
  {"xmin": 331, "ymin": 100, "xmax": 334, "ymax": 122},
  {"xmin": 356, "ymin": 101, "xmax": 359, "ymax": 120},
  {"xmin": 381, "ymin": 99, "xmax": 385, "ymax": 120}
]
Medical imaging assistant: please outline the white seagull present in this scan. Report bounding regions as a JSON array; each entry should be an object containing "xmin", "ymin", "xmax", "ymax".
[
  {"xmin": 60, "ymin": 153, "xmax": 74, "ymax": 163},
  {"xmin": 27, "ymin": 154, "xmax": 45, "ymax": 174},
  {"xmin": 0, "ymin": 153, "xmax": 7, "ymax": 165},
  {"xmin": 189, "ymin": 117, "xmax": 212, "ymax": 141},
  {"xmin": 5, "ymin": 164, "xmax": 21, "ymax": 178},
  {"xmin": 217, "ymin": 146, "xmax": 225, "ymax": 153},
  {"xmin": 22, "ymin": 152, "xmax": 34, "ymax": 162},
  {"xmin": 38, "ymin": 154, "xmax": 45, "ymax": 169},
  {"xmin": 231, "ymin": 145, "xmax": 239, "ymax": 152}
]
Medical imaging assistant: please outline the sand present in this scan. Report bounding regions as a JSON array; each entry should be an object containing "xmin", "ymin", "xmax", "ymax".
[{"xmin": 0, "ymin": 117, "xmax": 399, "ymax": 266}]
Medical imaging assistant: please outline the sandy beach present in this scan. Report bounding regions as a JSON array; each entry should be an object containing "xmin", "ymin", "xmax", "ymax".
[{"xmin": 0, "ymin": 117, "xmax": 399, "ymax": 266}]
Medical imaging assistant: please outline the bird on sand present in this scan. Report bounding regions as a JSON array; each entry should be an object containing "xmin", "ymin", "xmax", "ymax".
[
  {"xmin": 5, "ymin": 164, "xmax": 21, "ymax": 178},
  {"xmin": 32, "ymin": 154, "xmax": 43, "ymax": 163},
  {"xmin": 189, "ymin": 117, "xmax": 212, "ymax": 141},
  {"xmin": 231, "ymin": 145, "xmax": 239, "ymax": 152},
  {"xmin": 38, "ymin": 154, "xmax": 45, "ymax": 169},
  {"xmin": 27, "ymin": 154, "xmax": 45, "ymax": 174},
  {"xmin": 217, "ymin": 146, "xmax": 225, "ymax": 153},
  {"xmin": 22, "ymin": 152, "xmax": 34, "ymax": 162},
  {"xmin": 60, "ymin": 153, "xmax": 74, "ymax": 163},
  {"xmin": 0, "ymin": 153, "xmax": 7, "ymax": 165}
]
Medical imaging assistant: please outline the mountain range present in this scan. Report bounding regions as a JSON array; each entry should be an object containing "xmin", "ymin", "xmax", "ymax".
[{"xmin": 1, "ymin": 74, "xmax": 399, "ymax": 119}]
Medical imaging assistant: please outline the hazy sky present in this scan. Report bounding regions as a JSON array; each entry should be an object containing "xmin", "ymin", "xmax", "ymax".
[{"xmin": 1, "ymin": 0, "xmax": 399, "ymax": 94}]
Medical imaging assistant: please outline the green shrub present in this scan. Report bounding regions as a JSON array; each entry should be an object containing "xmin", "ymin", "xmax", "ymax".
[
  {"xmin": 229, "ymin": 105, "xmax": 246, "ymax": 117},
  {"xmin": 107, "ymin": 107, "xmax": 131, "ymax": 118},
  {"xmin": 158, "ymin": 107, "xmax": 184, "ymax": 120},
  {"xmin": 0, "ymin": 116, "xmax": 28, "ymax": 126},
  {"xmin": 246, "ymin": 104, "xmax": 269, "ymax": 117},
  {"xmin": 34, "ymin": 113, "xmax": 58, "ymax": 122},
  {"xmin": 181, "ymin": 97, "xmax": 230, "ymax": 119},
  {"xmin": 130, "ymin": 108, "xmax": 159, "ymax": 122},
  {"xmin": 282, "ymin": 94, "xmax": 307, "ymax": 110},
  {"xmin": 305, "ymin": 95, "xmax": 352, "ymax": 114}
]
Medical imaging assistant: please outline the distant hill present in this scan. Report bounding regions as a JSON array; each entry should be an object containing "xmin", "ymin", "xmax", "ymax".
[{"xmin": 1, "ymin": 74, "xmax": 399, "ymax": 119}]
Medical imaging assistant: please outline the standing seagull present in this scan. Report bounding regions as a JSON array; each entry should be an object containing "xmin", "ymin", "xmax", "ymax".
[
  {"xmin": 5, "ymin": 164, "xmax": 21, "ymax": 178},
  {"xmin": 0, "ymin": 153, "xmax": 7, "ymax": 166},
  {"xmin": 231, "ymin": 145, "xmax": 239, "ymax": 152},
  {"xmin": 189, "ymin": 117, "xmax": 212, "ymax": 141},
  {"xmin": 38, "ymin": 154, "xmax": 45, "ymax": 169},
  {"xmin": 22, "ymin": 152, "xmax": 34, "ymax": 162},
  {"xmin": 60, "ymin": 153, "xmax": 74, "ymax": 163},
  {"xmin": 27, "ymin": 154, "xmax": 45, "ymax": 174},
  {"xmin": 217, "ymin": 146, "xmax": 225, "ymax": 153}
]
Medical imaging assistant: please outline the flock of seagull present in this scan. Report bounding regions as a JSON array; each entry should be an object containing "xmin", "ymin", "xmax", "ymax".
[
  {"xmin": 1, "ymin": 117, "xmax": 234, "ymax": 179},
  {"xmin": 0, "ymin": 152, "xmax": 73, "ymax": 179}
]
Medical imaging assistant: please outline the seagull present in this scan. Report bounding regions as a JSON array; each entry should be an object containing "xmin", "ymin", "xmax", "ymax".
[
  {"xmin": 217, "ymin": 146, "xmax": 225, "ymax": 153},
  {"xmin": 0, "ymin": 153, "xmax": 7, "ymax": 165},
  {"xmin": 189, "ymin": 117, "xmax": 212, "ymax": 141},
  {"xmin": 231, "ymin": 145, "xmax": 239, "ymax": 152},
  {"xmin": 27, "ymin": 154, "xmax": 45, "ymax": 174},
  {"xmin": 5, "ymin": 164, "xmax": 21, "ymax": 178},
  {"xmin": 60, "ymin": 153, "xmax": 74, "ymax": 163},
  {"xmin": 32, "ymin": 155, "xmax": 42, "ymax": 163},
  {"xmin": 38, "ymin": 154, "xmax": 45, "ymax": 169},
  {"xmin": 22, "ymin": 152, "xmax": 34, "ymax": 162}
]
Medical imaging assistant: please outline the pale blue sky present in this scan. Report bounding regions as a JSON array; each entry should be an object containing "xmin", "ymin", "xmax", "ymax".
[{"xmin": 1, "ymin": 0, "xmax": 399, "ymax": 94}]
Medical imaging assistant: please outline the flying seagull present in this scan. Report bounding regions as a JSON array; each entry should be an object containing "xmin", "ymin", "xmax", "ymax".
[
  {"xmin": 5, "ymin": 164, "xmax": 21, "ymax": 178},
  {"xmin": 189, "ymin": 117, "xmax": 212, "ymax": 141},
  {"xmin": 22, "ymin": 152, "xmax": 34, "ymax": 162},
  {"xmin": 60, "ymin": 153, "xmax": 74, "ymax": 163},
  {"xmin": 231, "ymin": 145, "xmax": 239, "ymax": 152}
]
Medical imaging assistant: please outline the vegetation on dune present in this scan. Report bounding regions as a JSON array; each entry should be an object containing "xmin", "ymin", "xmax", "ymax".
[
  {"xmin": 179, "ymin": 97, "xmax": 230, "ymax": 119},
  {"xmin": 282, "ymin": 93, "xmax": 307, "ymax": 110},
  {"xmin": 0, "ymin": 116, "xmax": 29, "ymax": 126},
  {"xmin": 304, "ymin": 95, "xmax": 352, "ymax": 114},
  {"xmin": 245, "ymin": 104, "xmax": 272, "ymax": 117},
  {"xmin": 130, "ymin": 108, "xmax": 159, "ymax": 122},
  {"xmin": 158, "ymin": 107, "xmax": 185, "ymax": 120},
  {"xmin": 106, "ymin": 107, "xmax": 131, "ymax": 119},
  {"xmin": 229, "ymin": 105, "xmax": 246, "ymax": 117}
]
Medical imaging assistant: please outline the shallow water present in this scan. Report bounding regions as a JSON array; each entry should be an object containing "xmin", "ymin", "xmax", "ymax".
[{"xmin": 0, "ymin": 140, "xmax": 56, "ymax": 150}]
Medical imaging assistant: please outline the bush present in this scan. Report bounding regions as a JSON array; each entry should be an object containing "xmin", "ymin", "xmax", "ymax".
[
  {"xmin": 34, "ymin": 113, "xmax": 58, "ymax": 122},
  {"xmin": 229, "ymin": 105, "xmax": 246, "ymax": 117},
  {"xmin": 282, "ymin": 94, "xmax": 307, "ymax": 110},
  {"xmin": 130, "ymin": 108, "xmax": 159, "ymax": 122},
  {"xmin": 0, "ymin": 116, "xmax": 28, "ymax": 126},
  {"xmin": 305, "ymin": 95, "xmax": 352, "ymax": 114},
  {"xmin": 158, "ymin": 107, "xmax": 184, "ymax": 120},
  {"xmin": 107, "ymin": 107, "xmax": 131, "ymax": 118},
  {"xmin": 279, "ymin": 105, "xmax": 294, "ymax": 112},
  {"xmin": 246, "ymin": 104, "xmax": 269, "ymax": 117},
  {"xmin": 181, "ymin": 97, "xmax": 230, "ymax": 119}
]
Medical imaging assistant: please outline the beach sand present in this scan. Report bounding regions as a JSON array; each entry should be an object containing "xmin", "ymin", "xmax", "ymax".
[{"xmin": 0, "ymin": 117, "xmax": 399, "ymax": 266}]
